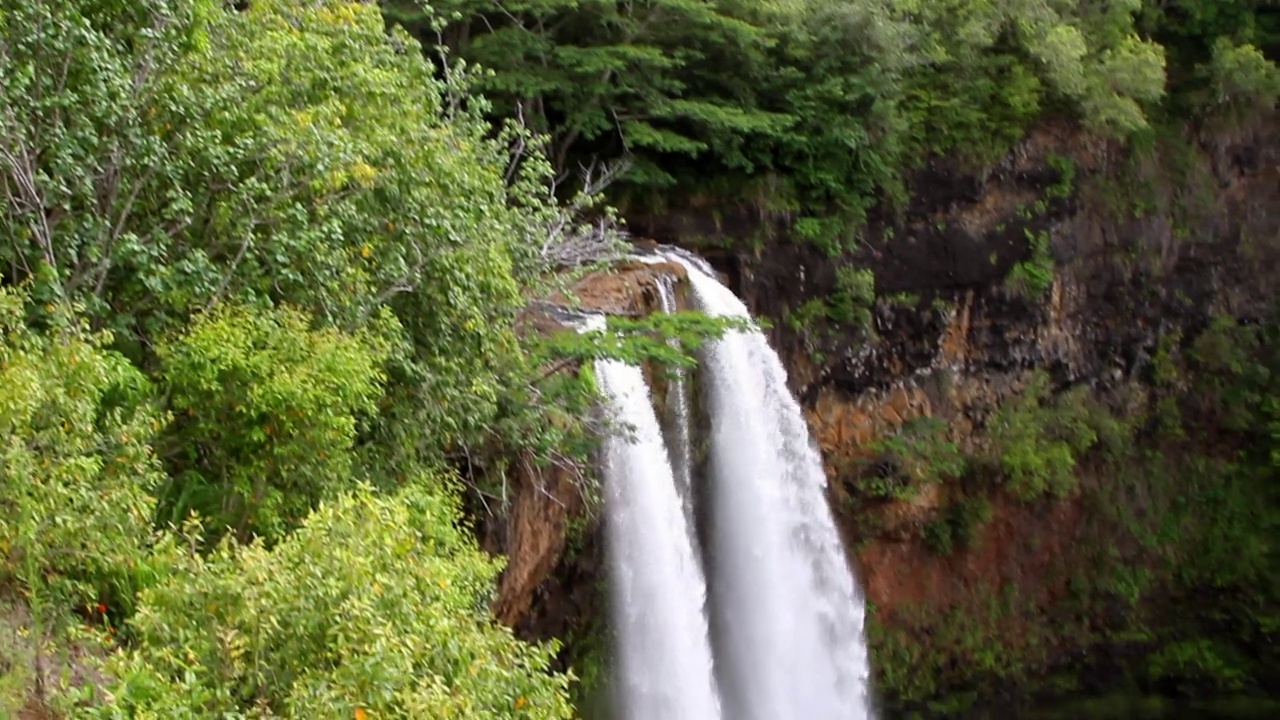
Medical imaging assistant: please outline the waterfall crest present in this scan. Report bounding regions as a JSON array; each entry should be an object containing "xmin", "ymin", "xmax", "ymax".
[
  {"xmin": 592, "ymin": 252, "xmax": 874, "ymax": 720},
  {"xmin": 670, "ymin": 254, "xmax": 875, "ymax": 720},
  {"xmin": 594, "ymin": 350, "xmax": 723, "ymax": 720}
]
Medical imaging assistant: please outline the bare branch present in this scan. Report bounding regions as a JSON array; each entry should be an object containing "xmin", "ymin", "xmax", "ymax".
[{"xmin": 535, "ymin": 156, "xmax": 632, "ymax": 269}]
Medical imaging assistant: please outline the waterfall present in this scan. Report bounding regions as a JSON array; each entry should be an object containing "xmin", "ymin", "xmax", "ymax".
[
  {"xmin": 589, "ymin": 251, "xmax": 874, "ymax": 720},
  {"xmin": 668, "ymin": 254, "xmax": 876, "ymax": 720},
  {"xmin": 654, "ymin": 276, "xmax": 699, "ymax": 546},
  {"xmin": 593, "ymin": 340, "xmax": 723, "ymax": 720}
]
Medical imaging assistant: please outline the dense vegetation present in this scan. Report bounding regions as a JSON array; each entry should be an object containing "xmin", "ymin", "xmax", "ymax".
[
  {"xmin": 2, "ymin": 0, "xmax": 1278, "ymax": 716},
  {"xmin": 389, "ymin": 0, "xmax": 1278, "ymax": 249},
  {"xmin": 0, "ymin": 0, "xmax": 719, "ymax": 715},
  {"xmin": 847, "ymin": 314, "xmax": 1280, "ymax": 713}
]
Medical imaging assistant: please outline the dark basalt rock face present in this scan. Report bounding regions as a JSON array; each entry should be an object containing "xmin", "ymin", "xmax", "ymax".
[{"xmin": 629, "ymin": 119, "xmax": 1278, "ymax": 409}]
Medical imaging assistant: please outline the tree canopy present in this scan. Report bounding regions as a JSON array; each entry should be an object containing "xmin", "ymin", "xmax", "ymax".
[
  {"xmin": 391, "ymin": 0, "xmax": 1278, "ymax": 238},
  {"xmin": 0, "ymin": 0, "xmax": 649, "ymax": 714}
]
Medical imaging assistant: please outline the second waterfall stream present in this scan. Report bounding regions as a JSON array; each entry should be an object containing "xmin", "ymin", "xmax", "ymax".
[{"xmin": 595, "ymin": 253, "xmax": 874, "ymax": 720}]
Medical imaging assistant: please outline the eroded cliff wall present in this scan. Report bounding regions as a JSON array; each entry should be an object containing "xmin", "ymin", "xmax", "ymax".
[
  {"xmin": 483, "ymin": 116, "xmax": 1278, "ymax": 715},
  {"xmin": 627, "ymin": 116, "xmax": 1279, "ymax": 710}
]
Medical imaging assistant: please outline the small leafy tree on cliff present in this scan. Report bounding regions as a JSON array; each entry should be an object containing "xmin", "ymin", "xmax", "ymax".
[{"xmin": 987, "ymin": 371, "xmax": 1133, "ymax": 499}]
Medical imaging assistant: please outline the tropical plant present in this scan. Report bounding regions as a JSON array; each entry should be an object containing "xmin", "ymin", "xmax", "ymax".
[
  {"xmin": 89, "ymin": 484, "xmax": 575, "ymax": 719},
  {"xmin": 0, "ymin": 286, "xmax": 163, "ymax": 703},
  {"xmin": 156, "ymin": 304, "xmax": 393, "ymax": 543}
]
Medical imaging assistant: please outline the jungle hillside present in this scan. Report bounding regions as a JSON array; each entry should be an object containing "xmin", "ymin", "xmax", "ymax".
[{"xmin": 1, "ymin": 0, "xmax": 1278, "ymax": 718}]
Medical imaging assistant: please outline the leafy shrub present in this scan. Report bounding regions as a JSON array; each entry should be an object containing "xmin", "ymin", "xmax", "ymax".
[
  {"xmin": 1146, "ymin": 638, "xmax": 1249, "ymax": 695},
  {"xmin": 1006, "ymin": 229, "xmax": 1055, "ymax": 298},
  {"xmin": 856, "ymin": 417, "xmax": 966, "ymax": 501},
  {"xmin": 987, "ymin": 372, "xmax": 1132, "ymax": 499},
  {"xmin": 90, "ymin": 484, "xmax": 574, "ymax": 718},
  {"xmin": 0, "ymin": 287, "xmax": 163, "ymax": 710},
  {"xmin": 0, "ymin": 288, "xmax": 162, "ymax": 610},
  {"xmin": 1186, "ymin": 315, "xmax": 1270, "ymax": 432},
  {"xmin": 1203, "ymin": 38, "xmax": 1280, "ymax": 113},
  {"xmin": 157, "ymin": 305, "xmax": 392, "ymax": 543}
]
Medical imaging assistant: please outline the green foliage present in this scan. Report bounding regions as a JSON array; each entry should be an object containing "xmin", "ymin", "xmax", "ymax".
[
  {"xmin": 377, "ymin": 0, "xmax": 1278, "ymax": 259},
  {"xmin": 594, "ymin": 312, "xmax": 746, "ymax": 370},
  {"xmin": 0, "ymin": 602, "xmax": 37, "ymax": 716},
  {"xmin": 90, "ymin": 484, "xmax": 573, "ymax": 719},
  {"xmin": 1150, "ymin": 330, "xmax": 1188, "ymax": 438},
  {"xmin": 828, "ymin": 267, "xmax": 877, "ymax": 329},
  {"xmin": 1139, "ymin": 0, "xmax": 1280, "ymax": 113},
  {"xmin": 869, "ymin": 588, "xmax": 1053, "ymax": 709},
  {"xmin": 1185, "ymin": 315, "xmax": 1272, "ymax": 432},
  {"xmin": 0, "ymin": 286, "xmax": 162, "ymax": 709},
  {"xmin": 923, "ymin": 494, "xmax": 994, "ymax": 556},
  {"xmin": 855, "ymin": 417, "xmax": 966, "ymax": 501},
  {"xmin": 0, "ymin": 0, "xmax": 581, "ymax": 491},
  {"xmin": 560, "ymin": 586, "xmax": 612, "ymax": 718},
  {"xmin": 0, "ymin": 287, "xmax": 161, "ymax": 610},
  {"xmin": 0, "ymin": 0, "xmax": 610, "ymax": 712},
  {"xmin": 389, "ymin": 0, "xmax": 1183, "ymax": 250},
  {"xmin": 1006, "ymin": 228, "xmax": 1056, "ymax": 298},
  {"xmin": 786, "ymin": 265, "xmax": 876, "ymax": 341},
  {"xmin": 1146, "ymin": 638, "xmax": 1249, "ymax": 695},
  {"xmin": 1, "ymin": 0, "xmax": 534, "ymax": 379},
  {"xmin": 0, "ymin": 0, "xmax": 202, "ymax": 315},
  {"xmin": 156, "ymin": 305, "xmax": 392, "ymax": 543},
  {"xmin": 155, "ymin": 0, "xmax": 541, "ymax": 484},
  {"xmin": 1202, "ymin": 38, "xmax": 1280, "ymax": 115},
  {"xmin": 901, "ymin": 49, "xmax": 1044, "ymax": 166},
  {"xmin": 988, "ymin": 371, "xmax": 1133, "ymax": 499},
  {"xmin": 389, "ymin": 0, "xmax": 788, "ymax": 185},
  {"xmin": 1046, "ymin": 153, "xmax": 1078, "ymax": 198},
  {"xmin": 876, "ymin": 309, "xmax": 1280, "ymax": 710}
]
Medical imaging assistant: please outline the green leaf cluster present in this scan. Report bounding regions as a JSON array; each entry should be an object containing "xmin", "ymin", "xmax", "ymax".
[
  {"xmin": 0, "ymin": 287, "xmax": 162, "ymax": 610},
  {"xmin": 853, "ymin": 416, "xmax": 966, "ymax": 501},
  {"xmin": 89, "ymin": 484, "xmax": 573, "ymax": 719},
  {"xmin": 1006, "ymin": 229, "xmax": 1056, "ymax": 298},
  {"xmin": 987, "ymin": 371, "xmax": 1133, "ymax": 499},
  {"xmin": 155, "ymin": 305, "xmax": 393, "ymax": 543}
]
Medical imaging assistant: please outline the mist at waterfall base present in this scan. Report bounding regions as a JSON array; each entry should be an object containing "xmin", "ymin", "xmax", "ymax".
[{"xmin": 593, "ymin": 254, "xmax": 874, "ymax": 720}]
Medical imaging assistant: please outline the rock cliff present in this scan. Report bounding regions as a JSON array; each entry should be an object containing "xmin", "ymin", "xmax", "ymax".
[
  {"xmin": 633, "ymin": 115, "xmax": 1280, "ymax": 709},
  {"xmin": 486, "ymin": 114, "xmax": 1279, "ymax": 713}
]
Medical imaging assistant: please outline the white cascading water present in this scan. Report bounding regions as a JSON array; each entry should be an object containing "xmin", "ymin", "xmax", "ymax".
[
  {"xmin": 592, "ymin": 318, "xmax": 723, "ymax": 720},
  {"xmin": 654, "ymin": 276, "xmax": 699, "ymax": 544},
  {"xmin": 667, "ymin": 252, "xmax": 876, "ymax": 720}
]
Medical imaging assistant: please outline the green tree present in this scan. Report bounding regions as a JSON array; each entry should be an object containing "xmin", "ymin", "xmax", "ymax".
[
  {"xmin": 0, "ymin": 0, "xmax": 202, "ymax": 317},
  {"xmin": 156, "ymin": 304, "xmax": 393, "ymax": 543},
  {"xmin": 386, "ymin": 0, "xmax": 1171, "ymax": 243},
  {"xmin": 391, "ymin": 0, "xmax": 790, "ymax": 184},
  {"xmin": 1, "ymin": 0, "xmax": 535, "ymax": 358},
  {"xmin": 90, "ymin": 484, "xmax": 574, "ymax": 719}
]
